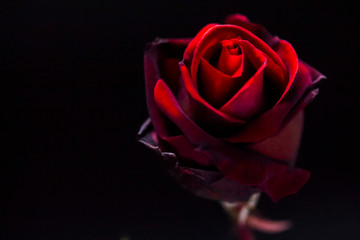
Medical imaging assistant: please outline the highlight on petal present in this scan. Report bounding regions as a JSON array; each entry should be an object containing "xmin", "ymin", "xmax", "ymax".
[
  {"xmin": 274, "ymin": 40, "xmax": 299, "ymax": 104},
  {"xmin": 174, "ymin": 62, "xmax": 249, "ymax": 138},
  {"xmin": 225, "ymin": 14, "xmax": 280, "ymax": 48},
  {"xmin": 178, "ymin": 61, "xmax": 246, "ymax": 124},
  {"xmin": 223, "ymin": 50, "xmax": 314, "ymax": 143},
  {"xmin": 144, "ymin": 38, "xmax": 191, "ymax": 138},
  {"xmin": 197, "ymin": 39, "xmax": 258, "ymax": 109},
  {"xmin": 198, "ymin": 57, "xmax": 245, "ymax": 107},
  {"xmin": 217, "ymin": 39, "xmax": 243, "ymax": 76},
  {"xmin": 189, "ymin": 24, "xmax": 286, "ymax": 90},
  {"xmin": 183, "ymin": 24, "xmax": 217, "ymax": 68},
  {"xmin": 154, "ymin": 78, "xmax": 211, "ymax": 145},
  {"xmin": 219, "ymin": 40, "xmax": 267, "ymax": 119}
]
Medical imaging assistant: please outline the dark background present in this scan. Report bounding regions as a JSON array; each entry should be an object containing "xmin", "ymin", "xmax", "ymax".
[{"xmin": 2, "ymin": 0, "xmax": 359, "ymax": 239}]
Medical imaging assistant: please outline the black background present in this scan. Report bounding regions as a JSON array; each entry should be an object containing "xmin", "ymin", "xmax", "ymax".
[{"xmin": 2, "ymin": 0, "xmax": 359, "ymax": 239}]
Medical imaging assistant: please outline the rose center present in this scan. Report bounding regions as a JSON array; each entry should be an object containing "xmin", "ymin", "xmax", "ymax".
[
  {"xmin": 198, "ymin": 38, "xmax": 255, "ymax": 108},
  {"xmin": 217, "ymin": 39, "xmax": 243, "ymax": 76}
]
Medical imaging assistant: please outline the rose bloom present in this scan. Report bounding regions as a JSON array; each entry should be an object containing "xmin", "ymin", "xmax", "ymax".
[{"xmin": 138, "ymin": 14, "xmax": 324, "ymax": 202}]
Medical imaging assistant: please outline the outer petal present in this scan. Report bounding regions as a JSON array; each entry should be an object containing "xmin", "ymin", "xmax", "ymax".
[
  {"xmin": 300, "ymin": 60, "xmax": 326, "ymax": 84},
  {"xmin": 153, "ymin": 79, "xmax": 310, "ymax": 201},
  {"xmin": 137, "ymin": 118, "xmax": 258, "ymax": 202},
  {"xmin": 144, "ymin": 38, "xmax": 191, "ymax": 137},
  {"xmin": 247, "ymin": 111, "xmax": 304, "ymax": 163},
  {"xmin": 225, "ymin": 14, "xmax": 280, "ymax": 48},
  {"xmin": 163, "ymin": 135, "xmax": 213, "ymax": 166},
  {"xmin": 183, "ymin": 24, "xmax": 217, "ymax": 68}
]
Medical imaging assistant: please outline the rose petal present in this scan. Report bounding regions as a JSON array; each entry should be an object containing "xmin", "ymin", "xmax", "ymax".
[
  {"xmin": 138, "ymin": 120, "xmax": 258, "ymax": 202},
  {"xmin": 300, "ymin": 60, "xmax": 326, "ymax": 84},
  {"xmin": 163, "ymin": 135, "xmax": 213, "ymax": 166},
  {"xmin": 204, "ymin": 143, "xmax": 310, "ymax": 202},
  {"xmin": 154, "ymin": 79, "xmax": 208, "ymax": 144},
  {"xmin": 176, "ymin": 62, "xmax": 247, "ymax": 137},
  {"xmin": 258, "ymin": 166, "xmax": 310, "ymax": 202},
  {"xmin": 219, "ymin": 40, "xmax": 267, "ymax": 119},
  {"xmin": 144, "ymin": 38, "xmax": 191, "ymax": 137},
  {"xmin": 183, "ymin": 24, "xmax": 217, "ymax": 69},
  {"xmin": 247, "ymin": 111, "xmax": 304, "ymax": 163},
  {"xmin": 198, "ymin": 56, "xmax": 248, "ymax": 108},
  {"xmin": 190, "ymin": 25, "xmax": 287, "ymax": 92},
  {"xmin": 224, "ymin": 14, "xmax": 280, "ymax": 48},
  {"xmin": 275, "ymin": 40, "xmax": 299, "ymax": 104},
  {"xmin": 153, "ymin": 79, "xmax": 310, "ymax": 201},
  {"xmin": 223, "ymin": 41, "xmax": 306, "ymax": 142},
  {"xmin": 217, "ymin": 40, "xmax": 243, "ymax": 75}
]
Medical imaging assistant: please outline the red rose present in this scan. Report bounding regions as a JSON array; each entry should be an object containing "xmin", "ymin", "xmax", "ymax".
[{"xmin": 138, "ymin": 14, "xmax": 324, "ymax": 202}]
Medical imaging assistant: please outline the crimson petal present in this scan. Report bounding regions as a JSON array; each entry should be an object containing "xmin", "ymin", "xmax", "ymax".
[
  {"xmin": 224, "ymin": 40, "xmax": 306, "ymax": 142},
  {"xmin": 225, "ymin": 14, "xmax": 280, "ymax": 48},
  {"xmin": 153, "ymin": 79, "xmax": 310, "ymax": 201},
  {"xmin": 190, "ymin": 24, "xmax": 287, "ymax": 91},
  {"xmin": 144, "ymin": 38, "xmax": 191, "ymax": 138},
  {"xmin": 217, "ymin": 40, "xmax": 243, "ymax": 76},
  {"xmin": 247, "ymin": 111, "xmax": 304, "ymax": 163},
  {"xmin": 198, "ymin": 57, "xmax": 247, "ymax": 108},
  {"xmin": 176, "ymin": 62, "xmax": 247, "ymax": 136},
  {"xmin": 137, "ymin": 119, "xmax": 258, "ymax": 202},
  {"xmin": 183, "ymin": 24, "xmax": 217, "ymax": 70},
  {"xmin": 220, "ymin": 40, "xmax": 267, "ymax": 119}
]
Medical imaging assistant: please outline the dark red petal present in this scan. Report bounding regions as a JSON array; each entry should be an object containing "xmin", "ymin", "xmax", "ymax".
[
  {"xmin": 153, "ymin": 79, "xmax": 309, "ymax": 201},
  {"xmin": 174, "ymin": 166, "xmax": 256, "ymax": 202},
  {"xmin": 137, "ymin": 118, "xmax": 159, "ymax": 150},
  {"xmin": 178, "ymin": 62, "xmax": 246, "ymax": 122},
  {"xmin": 204, "ymin": 144, "xmax": 310, "ymax": 202},
  {"xmin": 198, "ymin": 57, "xmax": 246, "ymax": 107},
  {"xmin": 138, "ymin": 120, "xmax": 258, "ymax": 202},
  {"xmin": 183, "ymin": 24, "xmax": 217, "ymax": 69},
  {"xmin": 225, "ymin": 14, "xmax": 280, "ymax": 48},
  {"xmin": 176, "ymin": 62, "xmax": 250, "ymax": 137},
  {"xmin": 144, "ymin": 38, "xmax": 191, "ymax": 137},
  {"xmin": 217, "ymin": 41, "xmax": 243, "ymax": 75},
  {"xmin": 275, "ymin": 40, "xmax": 299, "ymax": 104},
  {"xmin": 190, "ymin": 25, "xmax": 286, "ymax": 91},
  {"xmin": 224, "ymin": 40, "xmax": 302, "ymax": 142},
  {"xmin": 259, "ymin": 167, "xmax": 310, "ymax": 202},
  {"xmin": 219, "ymin": 40, "xmax": 267, "ymax": 119},
  {"xmin": 300, "ymin": 60, "xmax": 326, "ymax": 84},
  {"xmin": 247, "ymin": 111, "xmax": 304, "ymax": 163},
  {"xmin": 275, "ymin": 60, "xmax": 325, "ymax": 129},
  {"xmin": 154, "ymin": 79, "xmax": 209, "ymax": 144},
  {"xmin": 163, "ymin": 135, "xmax": 213, "ymax": 166}
]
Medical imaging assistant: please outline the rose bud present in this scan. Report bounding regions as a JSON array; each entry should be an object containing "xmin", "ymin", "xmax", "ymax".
[{"xmin": 138, "ymin": 14, "xmax": 325, "ymax": 202}]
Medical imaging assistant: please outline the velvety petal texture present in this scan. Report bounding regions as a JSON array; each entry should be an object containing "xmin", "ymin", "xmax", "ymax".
[{"xmin": 139, "ymin": 14, "xmax": 325, "ymax": 202}]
